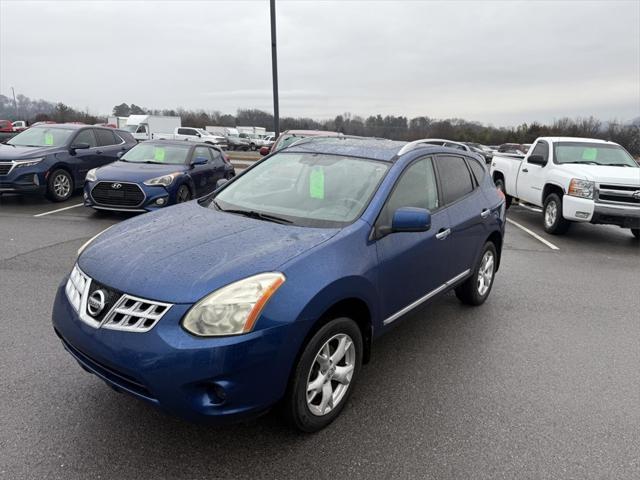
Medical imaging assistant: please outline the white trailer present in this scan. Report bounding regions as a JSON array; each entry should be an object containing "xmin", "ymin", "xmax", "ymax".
[{"xmin": 124, "ymin": 115, "xmax": 182, "ymax": 141}]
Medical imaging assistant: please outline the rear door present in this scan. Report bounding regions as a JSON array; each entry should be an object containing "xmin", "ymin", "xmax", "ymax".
[
  {"xmin": 434, "ymin": 154, "xmax": 490, "ymax": 279},
  {"xmin": 94, "ymin": 129, "xmax": 126, "ymax": 167},
  {"xmin": 375, "ymin": 156, "xmax": 451, "ymax": 324},
  {"xmin": 516, "ymin": 140, "xmax": 549, "ymax": 205},
  {"xmin": 207, "ymin": 147, "xmax": 227, "ymax": 192},
  {"xmin": 190, "ymin": 146, "xmax": 212, "ymax": 196}
]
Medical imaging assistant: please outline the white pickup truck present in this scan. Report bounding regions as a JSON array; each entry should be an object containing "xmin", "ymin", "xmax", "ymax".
[
  {"xmin": 154, "ymin": 127, "xmax": 227, "ymax": 148},
  {"xmin": 490, "ymin": 137, "xmax": 640, "ymax": 238}
]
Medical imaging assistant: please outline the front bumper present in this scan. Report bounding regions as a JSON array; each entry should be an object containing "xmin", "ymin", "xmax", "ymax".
[
  {"xmin": 52, "ymin": 281, "xmax": 301, "ymax": 423},
  {"xmin": 84, "ymin": 181, "xmax": 175, "ymax": 213},
  {"xmin": 562, "ymin": 195, "xmax": 640, "ymax": 228},
  {"xmin": 0, "ymin": 166, "xmax": 47, "ymax": 195}
]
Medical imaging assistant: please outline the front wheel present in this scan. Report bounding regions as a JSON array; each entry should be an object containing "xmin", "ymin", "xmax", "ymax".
[
  {"xmin": 176, "ymin": 185, "xmax": 192, "ymax": 203},
  {"xmin": 631, "ymin": 228, "xmax": 640, "ymax": 240},
  {"xmin": 284, "ymin": 318, "xmax": 363, "ymax": 432},
  {"xmin": 46, "ymin": 169, "xmax": 74, "ymax": 202},
  {"xmin": 543, "ymin": 193, "xmax": 571, "ymax": 235},
  {"xmin": 455, "ymin": 241, "xmax": 497, "ymax": 306}
]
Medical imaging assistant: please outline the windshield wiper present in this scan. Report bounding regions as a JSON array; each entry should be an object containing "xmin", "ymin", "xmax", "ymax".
[
  {"xmin": 218, "ymin": 207, "xmax": 293, "ymax": 224},
  {"xmin": 607, "ymin": 163, "xmax": 634, "ymax": 167}
]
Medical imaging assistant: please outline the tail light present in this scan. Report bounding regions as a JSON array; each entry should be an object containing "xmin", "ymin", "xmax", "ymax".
[
  {"xmin": 496, "ymin": 187, "xmax": 505, "ymax": 200},
  {"xmin": 223, "ymin": 154, "xmax": 231, "ymax": 165}
]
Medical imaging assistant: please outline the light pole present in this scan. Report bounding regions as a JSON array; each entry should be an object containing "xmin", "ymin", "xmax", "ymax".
[
  {"xmin": 270, "ymin": 0, "xmax": 280, "ymax": 137},
  {"xmin": 11, "ymin": 86, "xmax": 18, "ymax": 119}
]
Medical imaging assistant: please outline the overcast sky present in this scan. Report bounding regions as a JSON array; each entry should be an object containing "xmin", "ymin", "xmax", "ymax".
[{"xmin": 1, "ymin": 0, "xmax": 638, "ymax": 126}]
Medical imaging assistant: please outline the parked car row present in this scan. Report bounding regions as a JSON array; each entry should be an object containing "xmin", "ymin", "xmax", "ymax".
[{"xmin": 0, "ymin": 124, "xmax": 234, "ymax": 208}]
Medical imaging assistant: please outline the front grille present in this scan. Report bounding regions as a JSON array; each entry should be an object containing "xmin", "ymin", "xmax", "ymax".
[
  {"xmin": 91, "ymin": 182, "xmax": 145, "ymax": 207},
  {"xmin": 65, "ymin": 264, "xmax": 172, "ymax": 332},
  {"xmin": 597, "ymin": 184, "xmax": 640, "ymax": 206},
  {"xmin": 0, "ymin": 162, "xmax": 13, "ymax": 175},
  {"xmin": 102, "ymin": 295, "xmax": 171, "ymax": 332}
]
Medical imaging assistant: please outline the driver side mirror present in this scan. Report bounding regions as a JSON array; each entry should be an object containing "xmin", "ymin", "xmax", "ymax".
[
  {"xmin": 216, "ymin": 178, "xmax": 229, "ymax": 189},
  {"xmin": 69, "ymin": 142, "xmax": 90, "ymax": 154},
  {"xmin": 527, "ymin": 154, "xmax": 546, "ymax": 166},
  {"xmin": 191, "ymin": 156, "xmax": 208, "ymax": 166}
]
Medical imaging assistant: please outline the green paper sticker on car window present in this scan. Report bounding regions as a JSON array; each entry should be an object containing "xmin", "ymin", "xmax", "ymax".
[
  {"xmin": 44, "ymin": 133, "xmax": 54, "ymax": 145},
  {"xmin": 309, "ymin": 168, "xmax": 324, "ymax": 199},
  {"xmin": 154, "ymin": 148, "xmax": 165, "ymax": 162},
  {"xmin": 582, "ymin": 148, "xmax": 597, "ymax": 161}
]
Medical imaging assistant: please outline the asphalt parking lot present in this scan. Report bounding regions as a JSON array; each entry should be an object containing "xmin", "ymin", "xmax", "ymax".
[{"xmin": 1, "ymin": 190, "xmax": 638, "ymax": 479}]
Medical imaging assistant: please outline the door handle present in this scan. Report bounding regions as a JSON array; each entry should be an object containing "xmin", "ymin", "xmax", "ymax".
[
  {"xmin": 481, "ymin": 209, "xmax": 491, "ymax": 219},
  {"xmin": 435, "ymin": 228, "xmax": 451, "ymax": 240},
  {"xmin": 522, "ymin": 168, "xmax": 528, "ymax": 173},
  {"xmin": 96, "ymin": 150, "xmax": 103, "ymax": 155}
]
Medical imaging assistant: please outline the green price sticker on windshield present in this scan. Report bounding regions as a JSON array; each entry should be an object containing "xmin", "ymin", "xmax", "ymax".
[
  {"xmin": 582, "ymin": 148, "xmax": 597, "ymax": 161},
  {"xmin": 309, "ymin": 168, "xmax": 325, "ymax": 199},
  {"xmin": 44, "ymin": 133, "xmax": 54, "ymax": 145},
  {"xmin": 154, "ymin": 148, "xmax": 165, "ymax": 162}
]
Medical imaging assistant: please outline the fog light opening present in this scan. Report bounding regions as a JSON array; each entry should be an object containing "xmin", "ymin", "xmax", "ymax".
[
  {"xmin": 575, "ymin": 211, "xmax": 589, "ymax": 219},
  {"xmin": 33, "ymin": 174, "xmax": 40, "ymax": 186},
  {"xmin": 204, "ymin": 383, "xmax": 227, "ymax": 406},
  {"xmin": 155, "ymin": 197, "xmax": 167, "ymax": 206}
]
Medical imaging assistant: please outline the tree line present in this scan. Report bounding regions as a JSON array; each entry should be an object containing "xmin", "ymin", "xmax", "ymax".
[{"xmin": 1, "ymin": 94, "xmax": 638, "ymax": 155}]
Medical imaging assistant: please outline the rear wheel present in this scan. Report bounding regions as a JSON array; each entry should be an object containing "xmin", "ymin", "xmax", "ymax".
[
  {"xmin": 455, "ymin": 241, "xmax": 497, "ymax": 306},
  {"xmin": 284, "ymin": 317, "xmax": 362, "ymax": 432},
  {"xmin": 543, "ymin": 193, "xmax": 571, "ymax": 235},
  {"xmin": 46, "ymin": 169, "xmax": 73, "ymax": 202},
  {"xmin": 494, "ymin": 177, "xmax": 512, "ymax": 209},
  {"xmin": 176, "ymin": 185, "xmax": 191, "ymax": 203},
  {"xmin": 631, "ymin": 228, "xmax": 640, "ymax": 240}
]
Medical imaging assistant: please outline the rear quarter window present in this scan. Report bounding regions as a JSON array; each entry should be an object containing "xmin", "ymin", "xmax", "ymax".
[{"xmin": 435, "ymin": 155, "xmax": 474, "ymax": 204}]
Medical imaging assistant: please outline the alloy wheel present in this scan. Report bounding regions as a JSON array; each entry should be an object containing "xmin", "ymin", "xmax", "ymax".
[
  {"xmin": 53, "ymin": 174, "xmax": 71, "ymax": 198},
  {"xmin": 477, "ymin": 250, "xmax": 495, "ymax": 296},
  {"xmin": 306, "ymin": 333, "xmax": 355, "ymax": 417},
  {"xmin": 545, "ymin": 200, "xmax": 557, "ymax": 228}
]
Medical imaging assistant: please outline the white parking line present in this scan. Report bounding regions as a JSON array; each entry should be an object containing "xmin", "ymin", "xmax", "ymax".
[
  {"xmin": 33, "ymin": 203, "xmax": 84, "ymax": 217},
  {"xmin": 506, "ymin": 218, "xmax": 560, "ymax": 250}
]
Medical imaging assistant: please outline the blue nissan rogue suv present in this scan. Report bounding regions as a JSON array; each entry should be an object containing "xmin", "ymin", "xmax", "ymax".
[
  {"xmin": 52, "ymin": 136, "xmax": 506, "ymax": 431},
  {"xmin": 0, "ymin": 124, "xmax": 136, "ymax": 201}
]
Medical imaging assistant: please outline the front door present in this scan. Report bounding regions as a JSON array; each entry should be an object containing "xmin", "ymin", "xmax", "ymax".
[
  {"xmin": 516, "ymin": 140, "xmax": 550, "ymax": 205},
  {"xmin": 375, "ymin": 157, "xmax": 451, "ymax": 324},
  {"xmin": 190, "ymin": 146, "xmax": 213, "ymax": 197},
  {"xmin": 69, "ymin": 129, "xmax": 101, "ymax": 184}
]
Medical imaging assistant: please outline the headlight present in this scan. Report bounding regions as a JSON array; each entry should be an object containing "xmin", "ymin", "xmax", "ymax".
[
  {"xmin": 182, "ymin": 273, "xmax": 286, "ymax": 337},
  {"xmin": 77, "ymin": 225, "xmax": 114, "ymax": 258},
  {"xmin": 567, "ymin": 178, "xmax": 595, "ymax": 199},
  {"xmin": 143, "ymin": 172, "xmax": 180, "ymax": 187},
  {"xmin": 85, "ymin": 168, "xmax": 98, "ymax": 182},
  {"xmin": 14, "ymin": 157, "xmax": 44, "ymax": 168}
]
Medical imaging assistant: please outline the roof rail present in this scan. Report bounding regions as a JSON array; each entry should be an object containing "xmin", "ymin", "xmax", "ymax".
[{"xmin": 397, "ymin": 138, "xmax": 465, "ymax": 156}]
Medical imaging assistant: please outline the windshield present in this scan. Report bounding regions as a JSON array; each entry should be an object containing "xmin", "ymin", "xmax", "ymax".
[
  {"xmin": 7, "ymin": 127, "xmax": 74, "ymax": 147},
  {"xmin": 213, "ymin": 152, "xmax": 389, "ymax": 228},
  {"xmin": 275, "ymin": 134, "xmax": 307, "ymax": 151},
  {"xmin": 123, "ymin": 125, "xmax": 138, "ymax": 132},
  {"xmin": 121, "ymin": 143, "xmax": 190, "ymax": 165},
  {"xmin": 554, "ymin": 142, "xmax": 637, "ymax": 167}
]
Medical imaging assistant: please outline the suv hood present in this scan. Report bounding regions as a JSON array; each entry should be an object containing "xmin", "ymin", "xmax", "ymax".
[
  {"xmin": 0, "ymin": 144, "xmax": 62, "ymax": 160},
  {"xmin": 559, "ymin": 164, "xmax": 640, "ymax": 185},
  {"xmin": 78, "ymin": 202, "xmax": 338, "ymax": 303},
  {"xmin": 95, "ymin": 161, "xmax": 188, "ymax": 182}
]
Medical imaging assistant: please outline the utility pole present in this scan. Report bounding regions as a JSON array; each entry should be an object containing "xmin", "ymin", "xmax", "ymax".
[
  {"xmin": 11, "ymin": 87, "xmax": 18, "ymax": 119},
  {"xmin": 270, "ymin": 0, "xmax": 280, "ymax": 137}
]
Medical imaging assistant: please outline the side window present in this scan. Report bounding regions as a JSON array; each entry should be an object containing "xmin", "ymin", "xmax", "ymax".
[
  {"xmin": 435, "ymin": 155, "xmax": 474, "ymax": 204},
  {"xmin": 177, "ymin": 128, "xmax": 191, "ymax": 136},
  {"xmin": 72, "ymin": 129, "xmax": 97, "ymax": 148},
  {"xmin": 529, "ymin": 141, "xmax": 549, "ymax": 164},
  {"xmin": 136, "ymin": 125, "xmax": 147, "ymax": 134},
  {"xmin": 95, "ymin": 129, "xmax": 119, "ymax": 146},
  {"xmin": 192, "ymin": 147, "xmax": 212, "ymax": 163},
  {"xmin": 209, "ymin": 148, "xmax": 224, "ymax": 166},
  {"xmin": 378, "ymin": 157, "xmax": 439, "ymax": 227},
  {"xmin": 467, "ymin": 158, "xmax": 486, "ymax": 185}
]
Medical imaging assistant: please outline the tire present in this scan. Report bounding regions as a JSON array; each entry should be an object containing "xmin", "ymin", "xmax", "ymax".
[
  {"xmin": 250, "ymin": 143, "xmax": 257, "ymax": 151},
  {"xmin": 45, "ymin": 169, "xmax": 74, "ymax": 202},
  {"xmin": 176, "ymin": 184, "xmax": 192, "ymax": 203},
  {"xmin": 543, "ymin": 193, "xmax": 571, "ymax": 235},
  {"xmin": 455, "ymin": 241, "xmax": 498, "ymax": 306},
  {"xmin": 631, "ymin": 228, "xmax": 640, "ymax": 240},
  {"xmin": 494, "ymin": 177, "xmax": 512, "ymax": 209},
  {"xmin": 284, "ymin": 317, "xmax": 363, "ymax": 432}
]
